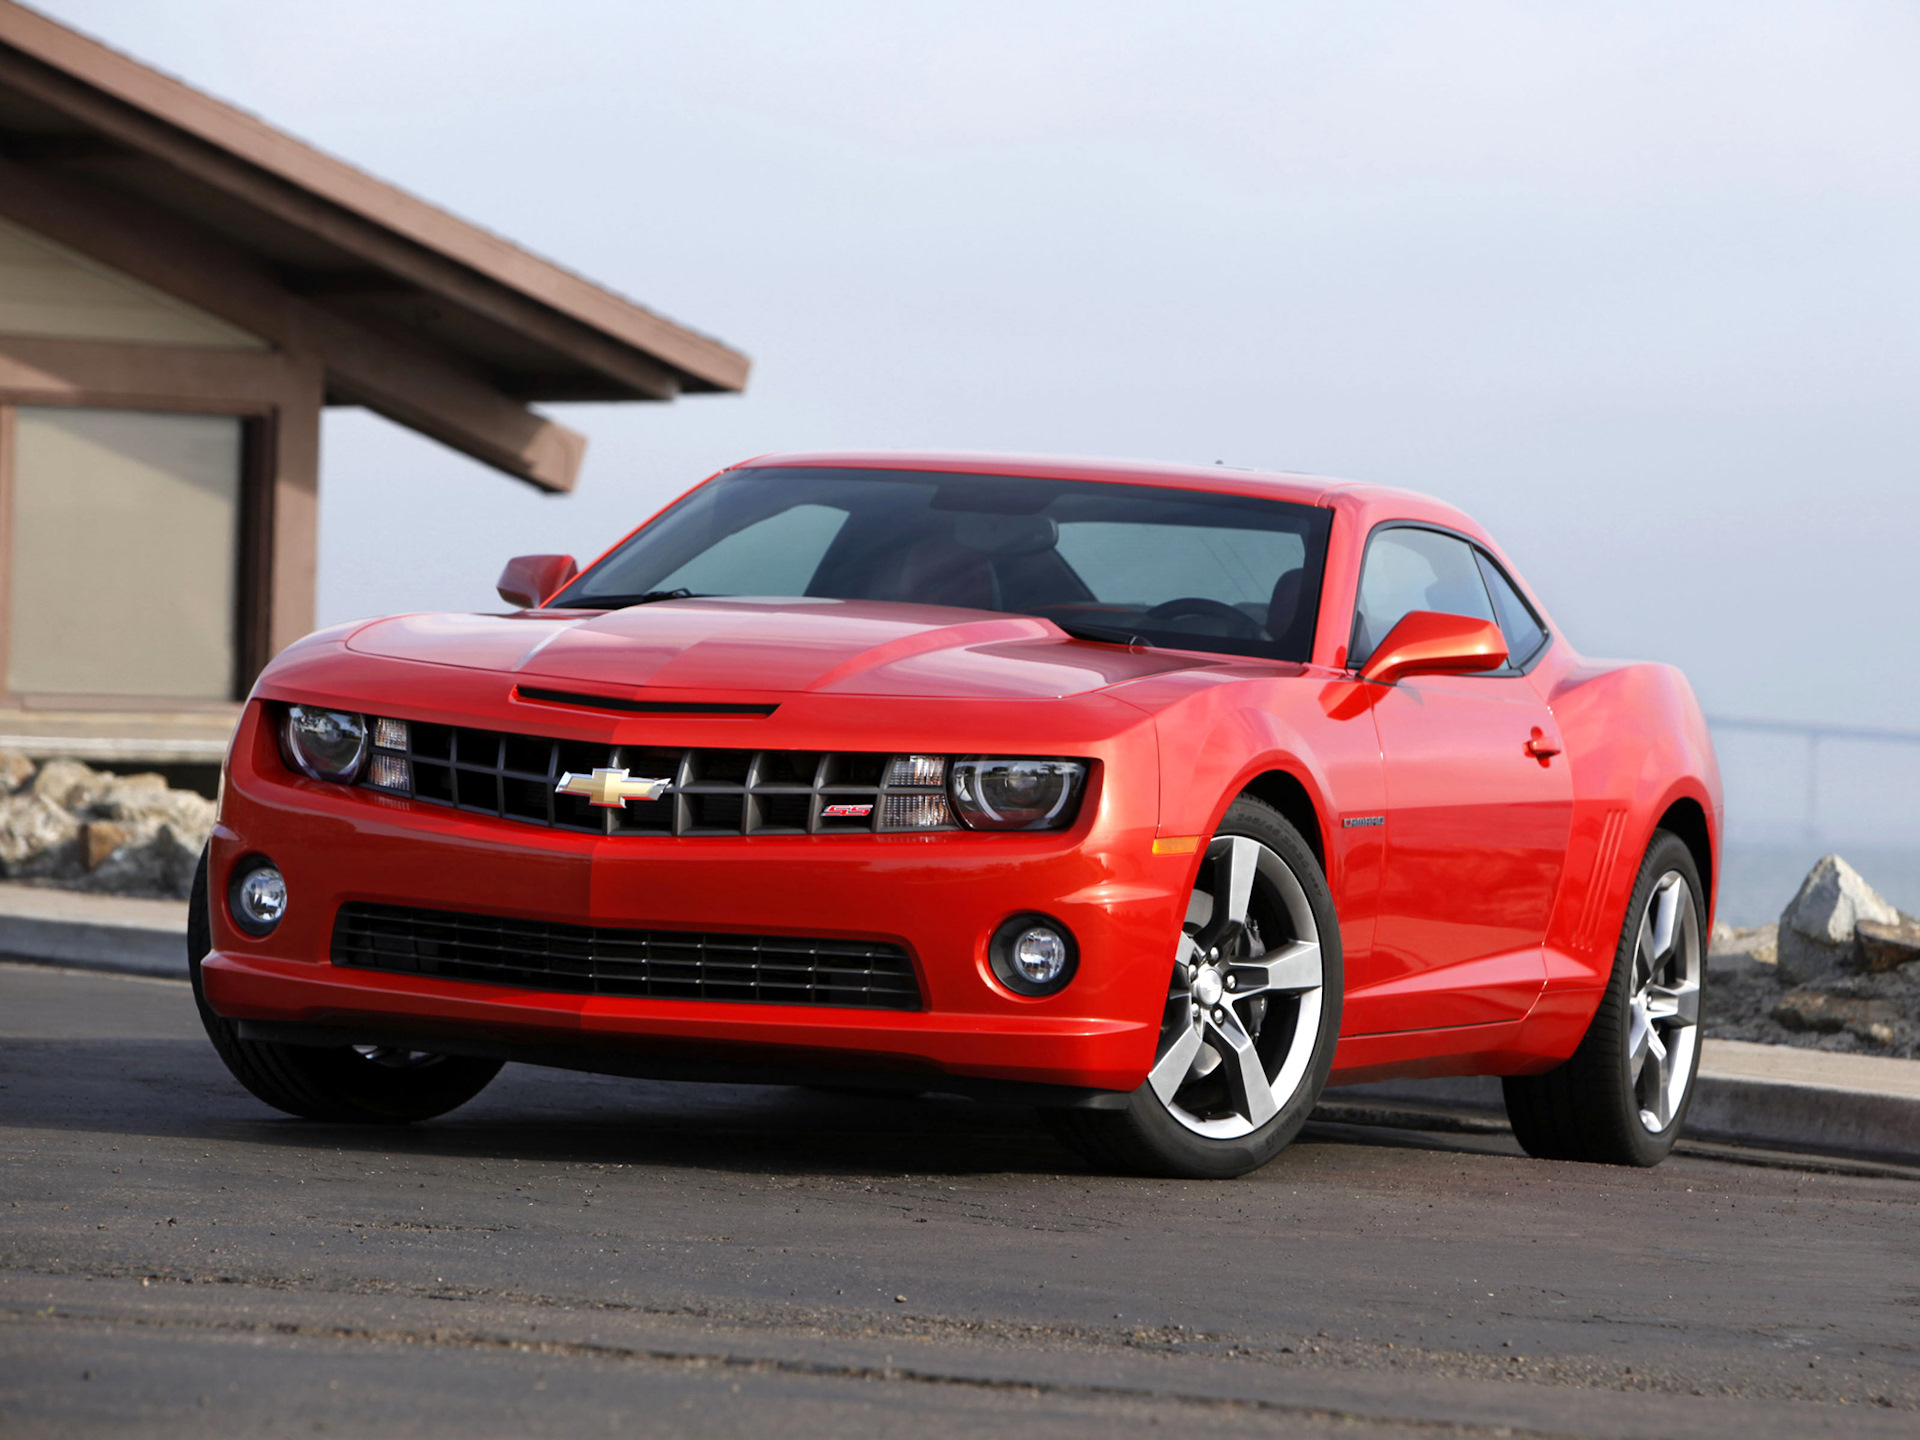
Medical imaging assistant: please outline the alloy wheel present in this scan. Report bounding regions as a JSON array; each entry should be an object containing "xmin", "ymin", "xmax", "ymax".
[
  {"xmin": 1149, "ymin": 834, "xmax": 1325, "ymax": 1139},
  {"xmin": 1627, "ymin": 870, "xmax": 1702, "ymax": 1133}
]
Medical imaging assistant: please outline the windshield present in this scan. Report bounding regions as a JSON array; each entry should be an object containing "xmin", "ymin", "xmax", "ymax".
[{"xmin": 553, "ymin": 467, "xmax": 1333, "ymax": 663}]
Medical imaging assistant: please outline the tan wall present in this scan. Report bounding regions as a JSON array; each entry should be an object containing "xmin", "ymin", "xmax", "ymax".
[
  {"xmin": 0, "ymin": 214, "xmax": 265, "ymax": 350},
  {"xmin": 0, "ymin": 214, "xmax": 321, "ymax": 707},
  {"xmin": 8, "ymin": 407, "xmax": 243, "ymax": 699}
]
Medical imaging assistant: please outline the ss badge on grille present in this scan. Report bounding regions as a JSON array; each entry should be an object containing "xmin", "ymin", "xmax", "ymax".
[{"xmin": 555, "ymin": 768, "xmax": 675, "ymax": 808}]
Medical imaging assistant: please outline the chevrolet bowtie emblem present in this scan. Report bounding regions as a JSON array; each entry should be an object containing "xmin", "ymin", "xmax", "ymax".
[{"xmin": 554, "ymin": 768, "xmax": 674, "ymax": 808}]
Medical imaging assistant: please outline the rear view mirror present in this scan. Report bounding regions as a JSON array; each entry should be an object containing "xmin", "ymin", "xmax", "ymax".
[
  {"xmin": 1358, "ymin": 611, "xmax": 1507, "ymax": 684},
  {"xmin": 496, "ymin": 554, "xmax": 578, "ymax": 610}
]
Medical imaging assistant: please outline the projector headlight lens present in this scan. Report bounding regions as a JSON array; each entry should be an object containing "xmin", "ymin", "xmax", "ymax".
[
  {"xmin": 949, "ymin": 758, "xmax": 1087, "ymax": 831},
  {"xmin": 282, "ymin": 706, "xmax": 368, "ymax": 783}
]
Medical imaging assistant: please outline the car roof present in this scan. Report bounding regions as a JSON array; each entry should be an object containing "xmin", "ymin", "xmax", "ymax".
[{"xmin": 736, "ymin": 450, "xmax": 1341, "ymax": 507}]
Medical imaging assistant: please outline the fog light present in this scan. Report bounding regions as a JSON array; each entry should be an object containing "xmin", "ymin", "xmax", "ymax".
[
  {"xmin": 1012, "ymin": 927, "xmax": 1069, "ymax": 985},
  {"xmin": 230, "ymin": 861, "xmax": 287, "ymax": 936},
  {"xmin": 988, "ymin": 913, "xmax": 1078, "ymax": 996}
]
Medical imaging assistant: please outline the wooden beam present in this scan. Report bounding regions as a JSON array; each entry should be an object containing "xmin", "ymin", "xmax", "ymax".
[
  {"xmin": 0, "ymin": 157, "xmax": 585, "ymax": 491},
  {"xmin": 0, "ymin": 335, "xmax": 298, "ymax": 409},
  {"xmin": 0, "ymin": 17, "xmax": 744, "ymax": 394}
]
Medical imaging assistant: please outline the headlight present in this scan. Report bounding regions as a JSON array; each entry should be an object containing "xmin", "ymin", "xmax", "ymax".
[
  {"xmin": 282, "ymin": 706, "xmax": 368, "ymax": 783},
  {"xmin": 949, "ymin": 758, "xmax": 1087, "ymax": 831}
]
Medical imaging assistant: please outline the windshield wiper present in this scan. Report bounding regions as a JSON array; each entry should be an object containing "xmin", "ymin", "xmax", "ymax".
[
  {"xmin": 553, "ymin": 588, "xmax": 714, "ymax": 610},
  {"xmin": 1050, "ymin": 618, "xmax": 1152, "ymax": 647}
]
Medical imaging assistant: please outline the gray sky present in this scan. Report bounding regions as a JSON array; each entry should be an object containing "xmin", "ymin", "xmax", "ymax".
[{"xmin": 40, "ymin": 1, "xmax": 1920, "ymax": 843}]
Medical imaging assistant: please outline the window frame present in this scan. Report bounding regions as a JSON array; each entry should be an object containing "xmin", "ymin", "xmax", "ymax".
[{"xmin": 1347, "ymin": 520, "xmax": 1554, "ymax": 677}]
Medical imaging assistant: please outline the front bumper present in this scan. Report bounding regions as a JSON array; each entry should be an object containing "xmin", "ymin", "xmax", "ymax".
[{"xmin": 203, "ymin": 701, "xmax": 1188, "ymax": 1093}]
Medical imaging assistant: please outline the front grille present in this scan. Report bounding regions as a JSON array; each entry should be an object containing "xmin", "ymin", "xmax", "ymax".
[
  {"xmin": 369, "ymin": 721, "xmax": 952, "ymax": 836},
  {"xmin": 333, "ymin": 902, "xmax": 923, "ymax": 1011}
]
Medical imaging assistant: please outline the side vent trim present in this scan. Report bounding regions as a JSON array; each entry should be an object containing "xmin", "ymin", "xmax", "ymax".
[{"xmin": 1573, "ymin": 808, "xmax": 1629, "ymax": 953}]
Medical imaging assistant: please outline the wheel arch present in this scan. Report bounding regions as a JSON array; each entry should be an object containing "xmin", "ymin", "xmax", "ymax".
[
  {"xmin": 1655, "ymin": 794, "xmax": 1714, "ymax": 917},
  {"xmin": 1236, "ymin": 767, "xmax": 1327, "ymax": 875}
]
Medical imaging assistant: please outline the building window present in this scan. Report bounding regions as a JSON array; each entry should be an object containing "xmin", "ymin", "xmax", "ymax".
[{"xmin": 6, "ymin": 406, "xmax": 244, "ymax": 701}]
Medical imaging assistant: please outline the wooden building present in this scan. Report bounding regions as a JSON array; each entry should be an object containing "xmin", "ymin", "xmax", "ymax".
[{"xmin": 0, "ymin": 2, "xmax": 747, "ymax": 774}]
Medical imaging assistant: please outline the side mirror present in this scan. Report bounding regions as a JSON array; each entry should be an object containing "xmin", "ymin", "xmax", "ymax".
[
  {"xmin": 496, "ymin": 554, "xmax": 577, "ymax": 610},
  {"xmin": 1358, "ymin": 611, "xmax": 1507, "ymax": 684}
]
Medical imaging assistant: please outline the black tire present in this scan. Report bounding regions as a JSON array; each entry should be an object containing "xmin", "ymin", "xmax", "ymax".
[
  {"xmin": 1047, "ymin": 796, "xmax": 1343, "ymax": 1179},
  {"xmin": 189, "ymin": 848, "xmax": 503, "ymax": 1124},
  {"xmin": 1503, "ymin": 830, "xmax": 1706, "ymax": 1166}
]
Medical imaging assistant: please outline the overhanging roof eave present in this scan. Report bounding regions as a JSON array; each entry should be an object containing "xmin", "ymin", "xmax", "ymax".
[{"xmin": 0, "ymin": 1, "xmax": 749, "ymax": 396}]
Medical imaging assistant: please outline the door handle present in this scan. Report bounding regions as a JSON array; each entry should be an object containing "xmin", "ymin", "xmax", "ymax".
[{"xmin": 1524, "ymin": 729, "xmax": 1561, "ymax": 761}]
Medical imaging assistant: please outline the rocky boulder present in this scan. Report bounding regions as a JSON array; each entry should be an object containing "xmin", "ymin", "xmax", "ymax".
[
  {"xmin": 1855, "ymin": 917, "xmax": 1920, "ymax": 974},
  {"xmin": 1775, "ymin": 853, "xmax": 1899, "ymax": 983},
  {"xmin": 0, "ymin": 749, "xmax": 33, "ymax": 794},
  {"xmin": 0, "ymin": 750, "xmax": 212, "ymax": 899},
  {"xmin": 1772, "ymin": 987, "xmax": 1906, "ymax": 1047}
]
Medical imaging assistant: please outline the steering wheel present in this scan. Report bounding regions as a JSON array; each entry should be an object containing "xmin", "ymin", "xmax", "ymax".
[{"xmin": 1143, "ymin": 596, "xmax": 1265, "ymax": 639}]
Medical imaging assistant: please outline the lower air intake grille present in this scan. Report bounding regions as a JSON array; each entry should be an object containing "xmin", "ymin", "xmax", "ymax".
[{"xmin": 332, "ymin": 902, "xmax": 922, "ymax": 1011}]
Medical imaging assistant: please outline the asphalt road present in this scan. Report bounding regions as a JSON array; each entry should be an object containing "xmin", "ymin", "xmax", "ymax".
[{"xmin": 2, "ymin": 962, "xmax": 1916, "ymax": 1439}]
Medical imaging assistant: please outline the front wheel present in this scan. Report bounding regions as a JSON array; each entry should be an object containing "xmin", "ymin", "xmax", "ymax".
[
  {"xmin": 1502, "ymin": 830, "xmax": 1705, "ymax": 1166},
  {"xmin": 1047, "ymin": 797, "xmax": 1343, "ymax": 1178},
  {"xmin": 189, "ymin": 849, "xmax": 503, "ymax": 1124}
]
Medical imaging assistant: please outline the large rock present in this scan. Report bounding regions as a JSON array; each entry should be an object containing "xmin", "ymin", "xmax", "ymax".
[
  {"xmin": 0, "ymin": 755, "xmax": 214, "ymax": 898},
  {"xmin": 1855, "ymin": 917, "xmax": 1920, "ymax": 973},
  {"xmin": 1772, "ymin": 987, "xmax": 1908, "ymax": 1048},
  {"xmin": 1710, "ymin": 921, "xmax": 1777, "ymax": 965},
  {"xmin": 83, "ymin": 820, "xmax": 203, "ymax": 897},
  {"xmin": 0, "ymin": 792, "xmax": 83, "ymax": 880},
  {"xmin": 0, "ymin": 749, "xmax": 33, "ymax": 795},
  {"xmin": 30, "ymin": 758, "xmax": 113, "ymax": 813},
  {"xmin": 1776, "ymin": 854, "xmax": 1898, "ymax": 982}
]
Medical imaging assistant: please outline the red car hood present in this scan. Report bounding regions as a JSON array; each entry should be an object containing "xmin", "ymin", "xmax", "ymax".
[{"xmin": 343, "ymin": 598, "xmax": 1211, "ymax": 700}]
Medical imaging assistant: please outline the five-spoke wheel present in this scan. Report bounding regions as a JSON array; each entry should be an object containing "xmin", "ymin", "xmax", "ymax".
[
  {"xmin": 1504, "ymin": 829, "xmax": 1707, "ymax": 1165},
  {"xmin": 1149, "ymin": 834, "xmax": 1326, "ymax": 1139},
  {"xmin": 1046, "ymin": 797, "xmax": 1341, "ymax": 1178},
  {"xmin": 1626, "ymin": 870, "xmax": 1702, "ymax": 1134}
]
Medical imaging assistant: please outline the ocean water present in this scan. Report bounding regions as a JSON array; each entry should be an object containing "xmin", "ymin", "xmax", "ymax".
[{"xmin": 1717, "ymin": 837, "xmax": 1920, "ymax": 927}]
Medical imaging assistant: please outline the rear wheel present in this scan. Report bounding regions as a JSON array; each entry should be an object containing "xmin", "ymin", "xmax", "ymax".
[
  {"xmin": 189, "ymin": 849, "xmax": 502, "ymax": 1124},
  {"xmin": 1503, "ymin": 830, "xmax": 1705, "ymax": 1165},
  {"xmin": 1047, "ymin": 797, "xmax": 1342, "ymax": 1178}
]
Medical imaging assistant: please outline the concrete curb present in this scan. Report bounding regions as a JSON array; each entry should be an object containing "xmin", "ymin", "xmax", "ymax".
[
  {"xmin": 3, "ymin": 883, "xmax": 1914, "ymax": 1167},
  {"xmin": 1327, "ymin": 1041, "xmax": 1920, "ymax": 1168},
  {"xmin": 0, "ymin": 882, "xmax": 187, "ymax": 980},
  {"xmin": 0, "ymin": 916, "xmax": 184, "ymax": 978}
]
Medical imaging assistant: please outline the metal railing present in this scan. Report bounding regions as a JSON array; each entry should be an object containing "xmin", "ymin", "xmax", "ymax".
[{"xmin": 1705, "ymin": 716, "xmax": 1920, "ymax": 841}]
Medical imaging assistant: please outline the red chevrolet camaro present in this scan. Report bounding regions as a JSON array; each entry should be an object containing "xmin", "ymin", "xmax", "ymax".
[{"xmin": 191, "ymin": 452, "xmax": 1720, "ymax": 1177}]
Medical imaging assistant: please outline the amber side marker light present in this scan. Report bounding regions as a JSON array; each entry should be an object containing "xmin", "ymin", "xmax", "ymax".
[{"xmin": 1152, "ymin": 836, "xmax": 1201, "ymax": 855}]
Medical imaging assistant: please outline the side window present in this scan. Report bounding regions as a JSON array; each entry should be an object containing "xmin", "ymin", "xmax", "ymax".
[
  {"xmin": 1474, "ymin": 550, "xmax": 1550, "ymax": 668},
  {"xmin": 1350, "ymin": 527, "xmax": 1494, "ymax": 667}
]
